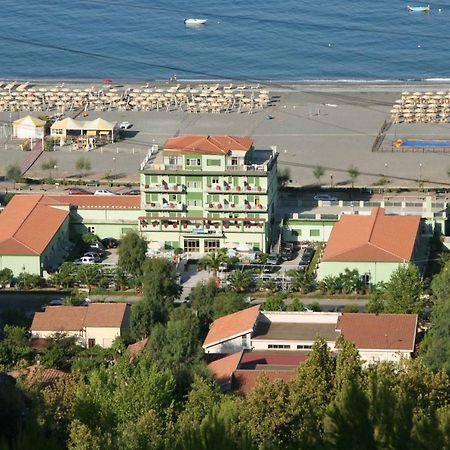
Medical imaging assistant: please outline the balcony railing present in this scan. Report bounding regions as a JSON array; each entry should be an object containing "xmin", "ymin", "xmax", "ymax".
[
  {"xmin": 144, "ymin": 202, "xmax": 185, "ymax": 211},
  {"xmin": 205, "ymin": 184, "xmax": 266, "ymax": 193},
  {"xmin": 225, "ymin": 164, "xmax": 268, "ymax": 172},
  {"xmin": 206, "ymin": 202, "xmax": 267, "ymax": 211},
  {"xmin": 143, "ymin": 183, "xmax": 185, "ymax": 192}
]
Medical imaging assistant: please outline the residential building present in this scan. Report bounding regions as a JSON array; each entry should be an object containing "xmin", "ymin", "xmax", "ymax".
[
  {"xmin": 31, "ymin": 303, "xmax": 130, "ymax": 348},
  {"xmin": 139, "ymin": 135, "xmax": 279, "ymax": 254},
  {"xmin": 0, "ymin": 195, "xmax": 70, "ymax": 275},
  {"xmin": 203, "ymin": 306, "xmax": 418, "ymax": 365},
  {"xmin": 316, "ymin": 208, "xmax": 426, "ymax": 284}
]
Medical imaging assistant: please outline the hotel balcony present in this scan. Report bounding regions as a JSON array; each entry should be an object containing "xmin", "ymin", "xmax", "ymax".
[
  {"xmin": 142, "ymin": 183, "xmax": 186, "ymax": 193},
  {"xmin": 205, "ymin": 184, "xmax": 266, "ymax": 194},
  {"xmin": 206, "ymin": 202, "xmax": 267, "ymax": 212},
  {"xmin": 143, "ymin": 202, "xmax": 185, "ymax": 211}
]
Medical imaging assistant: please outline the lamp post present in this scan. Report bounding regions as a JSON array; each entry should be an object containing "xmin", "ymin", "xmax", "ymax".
[
  {"xmin": 384, "ymin": 162, "xmax": 388, "ymax": 177},
  {"xmin": 419, "ymin": 163, "xmax": 423, "ymax": 181},
  {"xmin": 113, "ymin": 157, "xmax": 116, "ymax": 180},
  {"xmin": 330, "ymin": 172, "xmax": 333, "ymax": 188}
]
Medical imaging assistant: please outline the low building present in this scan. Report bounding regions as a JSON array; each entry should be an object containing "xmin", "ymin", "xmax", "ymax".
[
  {"xmin": 203, "ymin": 306, "xmax": 418, "ymax": 365},
  {"xmin": 31, "ymin": 303, "xmax": 130, "ymax": 348},
  {"xmin": 0, "ymin": 195, "xmax": 70, "ymax": 275},
  {"xmin": 316, "ymin": 208, "xmax": 425, "ymax": 284},
  {"xmin": 12, "ymin": 115, "xmax": 46, "ymax": 139}
]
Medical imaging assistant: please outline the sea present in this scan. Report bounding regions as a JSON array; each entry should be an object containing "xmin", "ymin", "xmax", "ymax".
[{"xmin": 1, "ymin": 0, "xmax": 450, "ymax": 83}]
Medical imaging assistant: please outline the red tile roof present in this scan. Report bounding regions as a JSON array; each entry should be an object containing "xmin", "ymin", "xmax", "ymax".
[
  {"xmin": 207, "ymin": 351, "xmax": 243, "ymax": 385},
  {"xmin": 164, "ymin": 135, "xmax": 253, "ymax": 155},
  {"xmin": 232, "ymin": 370, "xmax": 297, "ymax": 396},
  {"xmin": 239, "ymin": 351, "xmax": 307, "ymax": 369},
  {"xmin": 127, "ymin": 337, "xmax": 148, "ymax": 358},
  {"xmin": 9, "ymin": 365, "xmax": 70, "ymax": 385},
  {"xmin": 336, "ymin": 313, "xmax": 417, "ymax": 351},
  {"xmin": 0, "ymin": 195, "xmax": 69, "ymax": 255},
  {"xmin": 41, "ymin": 195, "xmax": 140, "ymax": 209},
  {"xmin": 322, "ymin": 208, "xmax": 420, "ymax": 262},
  {"xmin": 203, "ymin": 305, "xmax": 260, "ymax": 347},
  {"xmin": 31, "ymin": 303, "xmax": 129, "ymax": 332}
]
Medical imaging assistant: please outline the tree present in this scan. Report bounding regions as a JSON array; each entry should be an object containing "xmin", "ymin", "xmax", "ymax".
[
  {"xmin": 227, "ymin": 269, "xmax": 252, "ymax": 293},
  {"xmin": 199, "ymin": 251, "xmax": 227, "ymax": 277},
  {"xmin": 347, "ymin": 165, "xmax": 360, "ymax": 188},
  {"xmin": 313, "ymin": 165, "xmax": 325, "ymax": 184},
  {"xmin": 339, "ymin": 268, "xmax": 363, "ymax": 294},
  {"xmin": 41, "ymin": 158, "xmax": 58, "ymax": 179},
  {"xmin": 212, "ymin": 292, "xmax": 246, "ymax": 319},
  {"xmin": 324, "ymin": 381, "xmax": 376, "ymax": 450},
  {"xmin": 277, "ymin": 167, "xmax": 291, "ymax": 188},
  {"xmin": 189, "ymin": 281, "xmax": 218, "ymax": 336},
  {"xmin": 50, "ymin": 262, "xmax": 77, "ymax": 289},
  {"xmin": 16, "ymin": 272, "xmax": 41, "ymax": 290},
  {"xmin": 384, "ymin": 264, "xmax": 424, "ymax": 315},
  {"xmin": 334, "ymin": 336, "xmax": 362, "ymax": 393},
  {"xmin": 0, "ymin": 325, "xmax": 32, "ymax": 370},
  {"xmin": 118, "ymin": 231, "xmax": 147, "ymax": 278},
  {"xmin": 75, "ymin": 157, "xmax": 91, "ymax": 177},
  {"xmin": 0, "ymin": 268, "xmax": 13, "ymax": 288},
  {"xmin": 76, "ymin": 265, "xmax": 100, "ymax": 293},
  {"xmin": 130, "ymin": 257, "xmax": 181, "ymax": 339},
  {"xmin": 81, "ymin": 233, "xmax": 100, "ymax": 245},
  {"xmin": 6, "ymin": 164, "xmax": 22, "ymax": 189},
  {"xmin": 264, "ymin": 292, "xmax": 286, "ymax": 311},
  {"xmin": 286, "ymin": 297, "xmax": 305, "ymax": 311},
  {"xmin": 287, "ymin": 269, "xmax": 313, "ymax": 294}
]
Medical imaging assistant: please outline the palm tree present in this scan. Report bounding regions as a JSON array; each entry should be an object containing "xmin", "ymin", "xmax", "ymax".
[
  {"xmin": 199, "ymin": 251, "xmax": 227, "ymax": 277},
  {"xmin": 348, "ymin": 165, "xmax": 360, "ymax": 188},
  {"xmin": 313, "ymin": 166, "xmax": 325, "ymax": 185},
  {"xmin": 227, "ymin": 269, "xmax": 252, "ymax": 293},
  {"xmin": 287, "ymin": 269, "xmax": 314, "ymax": 294}
]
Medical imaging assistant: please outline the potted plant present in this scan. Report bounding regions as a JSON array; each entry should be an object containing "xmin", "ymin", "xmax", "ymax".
[
  {"xmin": 195, "ymin": 224, "xmax": 200, "ymax": 228},
  {"xmin": 257, "ymin": 185, "xmax": 262, "ymax": 192},
  {"xmin": 209, "ymin": 203, "xmax": 214, "ymax": 208},
  {"xmin": 214, "ymin": 223, "xmax": 219, "ymax": 229},
  {"xmin": 206, "ymin": 224, "xmax": 210, "ymax": 229},
  {"xmin": 224, "ymin": 223, "xmax": 230, "ymax": 229},
  {"xmin": 145, "ymin": 184, "xmax": 149, "ymax": 189},
  {"xmin": 216, "ymin": 185, "xmax": 221, "ymax": 191},
  {"xmin": 218, "ymin": 203, "xmax": 223, "ymax": 209},
  {"xmin": 173, "ymin": 223, "xmax": 177, "ymax": 228},
  {"xmin": 236, "ymin": 186, "xmax": 241, "ymax": 192},
  {"xmin": 173, "ymin": 185, "xmax": 178, "ymax": 191},
  {"xmin": 183, "ymin": 223, "xmax": 188, "ymax": 228}
]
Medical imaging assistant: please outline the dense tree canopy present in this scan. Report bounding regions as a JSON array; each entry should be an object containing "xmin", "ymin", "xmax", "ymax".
[{"xmin": 117, "ymin": 231, "xmax": 147, "ymax": 278}]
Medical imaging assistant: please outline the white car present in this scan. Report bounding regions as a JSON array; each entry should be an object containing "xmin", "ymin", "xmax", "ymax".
[
  {"xmin": 314, "ymin": 194, "xmax": 338, "ymax": 201},
  {"xmin": 75, "ymin": 255, "xmax": 96, "ymax": 264},
  {"xmin": 94, "ymin": 189, "xmax": 116, "ymax": 196},
  {"xmin": 119, "ymin": 121, "xmax": 132, "ymax": 129},
  {"xmin": 83, "ymin": 252, "xmax": 102, "ymax": 262}
]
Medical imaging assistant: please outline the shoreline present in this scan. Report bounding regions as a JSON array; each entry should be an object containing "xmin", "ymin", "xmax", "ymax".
[{"xmin": 2, "ymin": 78, "xmax": 450, "ymax": 93}]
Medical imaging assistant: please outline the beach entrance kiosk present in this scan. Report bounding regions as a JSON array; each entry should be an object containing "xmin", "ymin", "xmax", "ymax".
[
  {"xmin": 12, "ymin": 115, "xmax": 45, "ymax": 139},
  {"xmin": 50, "ymin": 117, "xmax": 118, "ymax": 148}
]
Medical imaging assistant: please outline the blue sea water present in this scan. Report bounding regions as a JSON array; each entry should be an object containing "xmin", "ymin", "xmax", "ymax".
[{"xmin": 1, "ymin": 0, "xmax": 450, "ymax": 82}]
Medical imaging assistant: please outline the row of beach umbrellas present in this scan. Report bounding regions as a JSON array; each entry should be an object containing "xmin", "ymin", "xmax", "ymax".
[{"xmin": 0, "ymin": 81, "xmax": 271, "ymax": 114}]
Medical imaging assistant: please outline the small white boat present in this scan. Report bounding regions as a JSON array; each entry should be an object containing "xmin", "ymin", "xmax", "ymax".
[
  {"xmin": 184, "ymin": 18, "xmax": 208, "ymax": 25},
  {"xmin": 407, "ymin": 5, "xmax": 431, "ymax": 13}
]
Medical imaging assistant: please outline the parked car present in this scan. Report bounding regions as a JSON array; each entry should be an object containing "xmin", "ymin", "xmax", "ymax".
[
  {"xmin": 121, "ymin": 189, "xmax": 140, "ymax": 195},
  {"xmin": 298, "ymin": 247, "xmax": 315, "ymax": 270},
  {"xmin": 263, "ymin": 253, "xmax": 280, "ymax": 273},
  {"xmin": 94, "ymin": 189, "xmax": 116, "ymax": 196},
  {"xmin": 65, "ymin": 187, "xmax": 93, "ymax": 195},
  {"xmin": 314, "ymin": 193, "xmax": 338, "ymax": 202},
  {"xmin": 75, "ymin": 255, "xmax": 96, "ymax": 264},
  {"xmin": 41, "ymin": 298, "xmax": 64, "ymax": 310},
  {"xmin": 83, "ymin": 252, "xmax": 102, "ymax": 262},
  {"xmin": 281, "ymin": 243, "xmax": 295, "ymax": 260},
  {"xmin": 119, "ymin": 121, "xmax": 133, "ymax": 129},
  {"xmin": 87, "ymin": 246, "xmax": 105, "ymax": 257},
  {"xmin": 89, "ymin": 242, "xmax": 105, "ymax": 251},
  {"xmin": 101, "ymin": 237, "xmax": 119, "ymax": 248}
]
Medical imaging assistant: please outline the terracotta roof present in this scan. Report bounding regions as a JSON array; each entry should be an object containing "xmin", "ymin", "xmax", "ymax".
[
  {"xmin": 84, "ymin": 303, "xmax": 128, "ymax": 327},
  {"xmin": 31, "ymin": 306, "xmax": 86, "ymax": 332},
  {"xmin": 164, "ymin": 135, "xmax": 253, "ymax": 155},
  {"xmin": 207, "ymin": 351, "xmax": 243, "ymax": 385},
  {"xmin": 9, "ymin": 365, "xmax": 69, "ymax": 385},
  {"xmin": 203, "ymin": 305, "xmax": 260, "ymax": 348},
  {"xmin": 31, "ymin": 303, "xmax": 129, "ymax": 332},
  {"xmin": 322, "ymin": 208, "xmax": 420, "ymax": 262},
  {"xmin": 40, "ymin": 195, "xmax": 140, "ymax": 209},
  {"xmin": 336, "ymin": 313, "xmax": 417, "ymax": 351},
  {"xmin": 232, "ymin": 370, "xmax": 297, "ymax": 395},
  {"xmin": 239, "ymin": 350, "xmax": 308, "ymax": 369},
  {"xmin": 0, "ymin": 195, "xmax": 69, "ymax": 255}
]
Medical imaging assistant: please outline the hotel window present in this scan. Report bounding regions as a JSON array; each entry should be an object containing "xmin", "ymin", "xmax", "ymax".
[
  {"xmin": 211, "ymin": 178, "xmax": 219, "ymax": 184},
  {"xmin": 184, "ymin": 239, "xmax": 200, "ymax": 253},
  {"xmin": 310, "ymin": 229, "xmax": 320, "ymax": 237},
  {"xmin": 205, "ymin": 239, "xmax": 220, "ymax": 252},
  {"xmin": 268, "ymin": 344, "xmax": 291, "ymax": 349},
  {"xmin": 296, "ymin": 344, "xmax": 312, "ymax": 350},
  {"xmin": 187, "ymin": 158, "xmax": 201, "ymax": 166},
  {"xmin": 207, "ymin": 159, "xmax": 221, "ymax": 166},
  {"xmin": 87, "ymin": 226, "xmax": 96, "ymax": 234}
]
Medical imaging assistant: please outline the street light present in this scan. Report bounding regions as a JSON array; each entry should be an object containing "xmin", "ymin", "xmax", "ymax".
[
  {"xmin": 384, "ymin": 162, "xmax": 388, "ymax": 176},
  {"xmin": 330, "ymin": 172, "xmax": 333, "ymax": 187},
  {"xmin": 419, "ymin": 163, "xmax": 423, "ymax": 181},
  {"xmin": 113, "ymin": 157, "xmax": 116, "ymax": 180}
]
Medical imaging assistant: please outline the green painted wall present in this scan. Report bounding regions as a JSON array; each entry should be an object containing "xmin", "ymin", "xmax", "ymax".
[
  {"xmin": 0, "ymin": 255, "xmax": 41, "ymax": 276},
  {"xmin": 317, "ymin": 260, "xmax": 405, "ymax": 284}
]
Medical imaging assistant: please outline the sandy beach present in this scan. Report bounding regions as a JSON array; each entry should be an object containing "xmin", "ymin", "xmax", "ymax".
[{"xmin": 2, "ymin": 81, "xmax": 450, "ymax": 188}]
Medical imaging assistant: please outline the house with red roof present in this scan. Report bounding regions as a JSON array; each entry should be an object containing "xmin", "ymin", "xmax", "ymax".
[
  {"xmin": 317, "ymin": 208, "xmax": 425, "ymax": 284},
  {"xmin": 0, "ymin": 194, "xmax": 141, "ymax": 275},
  {"xmin": 204, "ymin": 307, "xmax": 418, "ymax": 392},
  {"xmin": 0, "ymin": 195, "xmax": 70, "ymax": 275},
  {"xmin": 31, "ymin": 303, "xmax": 130, "ymax": 348}
]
